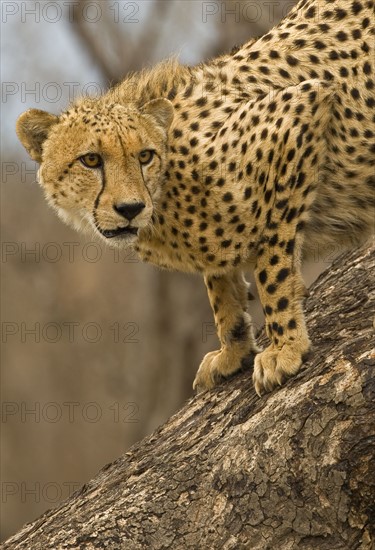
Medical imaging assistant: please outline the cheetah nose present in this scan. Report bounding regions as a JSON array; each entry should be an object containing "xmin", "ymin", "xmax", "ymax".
[{"xmin": 113, "ymin": 202, "xmax": 145, "ymax": 221}]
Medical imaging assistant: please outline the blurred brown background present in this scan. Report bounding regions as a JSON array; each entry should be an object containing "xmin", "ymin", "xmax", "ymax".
[{"xmin": 1, "ymin": 0, "xmax": 332, "ymax": 540}]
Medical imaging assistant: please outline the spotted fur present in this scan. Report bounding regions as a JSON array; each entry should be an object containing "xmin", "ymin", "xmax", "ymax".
[{"xmin": 16, "ymin": 0, "xmax": 375, "ymax": 395}]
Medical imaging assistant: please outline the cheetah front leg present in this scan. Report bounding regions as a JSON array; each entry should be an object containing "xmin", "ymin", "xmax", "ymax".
[
  {"xmin": 245, "ymin": 79, "xmax": 334, "ymax": 395},
  {"xmin": 193, "ymin": 271, "xmax": 260, "ymax": 392},
  {"xmin": 253, "ymin": 232, "xmax": 310, "ymax": 396}
]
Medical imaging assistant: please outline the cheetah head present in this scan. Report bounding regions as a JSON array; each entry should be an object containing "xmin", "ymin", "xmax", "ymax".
[{"xmin": 16, "ymin": 98, "xmax": 174, "ymax": 245}]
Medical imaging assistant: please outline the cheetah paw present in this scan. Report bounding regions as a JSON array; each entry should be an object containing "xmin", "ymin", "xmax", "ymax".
[
  {"xmin": 193, "ymin": 348, "xmax": 256, "ymax": 393},
  {"xmin": 252, "ymin": 343, "xmax": 309, "ymax": 396}
]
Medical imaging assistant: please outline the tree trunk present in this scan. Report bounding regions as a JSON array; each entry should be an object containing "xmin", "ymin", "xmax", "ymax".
[{"xmin": 3, "ymin": 241, "xmax": 374, "ymax": 550}]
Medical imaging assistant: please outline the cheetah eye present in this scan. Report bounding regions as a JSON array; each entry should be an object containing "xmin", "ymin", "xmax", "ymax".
[
  {"xmin": 79, "ymin": 153, "xmax": 103, "ymax": 169},
  {"xmin": 139, "ymin": 150, "xmax": 155, "ymax": 165}
]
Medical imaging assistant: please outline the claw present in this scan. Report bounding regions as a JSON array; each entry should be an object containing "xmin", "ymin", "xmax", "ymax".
[
  {"xmin": 193, "ymin": 347, "xmax": 258, "ymax": 392},
  {"xmin": 252, "ymin": 343, "xmax": 307, "ymax": 396}
]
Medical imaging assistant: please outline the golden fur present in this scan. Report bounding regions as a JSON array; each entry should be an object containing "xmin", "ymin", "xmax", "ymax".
[{"xmin": 17, "ymin": 0, "xmax": 375, "ymax": 395}]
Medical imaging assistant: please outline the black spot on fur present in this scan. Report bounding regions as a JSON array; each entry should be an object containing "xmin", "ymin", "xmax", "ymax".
[
  {"xmin": 277, "ymin": 297, "xmax": 289, "ymax": 311},
  {"xmin": 231, "ymin": 317, "xmax": 248, "ymax": 342}
]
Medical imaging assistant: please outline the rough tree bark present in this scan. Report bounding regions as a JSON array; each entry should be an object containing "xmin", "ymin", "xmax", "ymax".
[{"xmin": 3, "ymin": 241, "xmax": 374, "ymax": 550}]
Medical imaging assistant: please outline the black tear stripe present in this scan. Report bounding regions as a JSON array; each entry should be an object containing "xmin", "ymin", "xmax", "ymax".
[
  {"xmin": 92, "ymin": 165, "xmax": 106, "ymax": 226},
  {"xmin": 92, "ymin": 123, "xmax": 123, "ymax": 225}
]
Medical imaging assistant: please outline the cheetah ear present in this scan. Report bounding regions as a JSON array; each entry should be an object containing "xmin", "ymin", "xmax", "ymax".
[
  {"xmin": 16, "ymin": 109, "xmax": 59, "ymax": 163},
  {"xmin": 141, "ymin": 98, "xmax": 174, "ymax": 132}
]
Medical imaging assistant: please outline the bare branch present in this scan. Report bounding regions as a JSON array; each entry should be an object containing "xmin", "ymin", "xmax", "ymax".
[{"xmin": 4, "ymin": 241, "xmax": 374, "ymax": 550}]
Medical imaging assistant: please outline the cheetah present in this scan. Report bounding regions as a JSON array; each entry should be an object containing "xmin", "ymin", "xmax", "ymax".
[{"xmin": 16, "ymin": 0, "xmax": 375, "ymax": 396}]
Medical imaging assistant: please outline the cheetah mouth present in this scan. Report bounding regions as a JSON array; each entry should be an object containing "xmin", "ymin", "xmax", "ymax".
[{"xmin": 100, "ymin": 226, "xmax": 139, "ymax": 239}]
